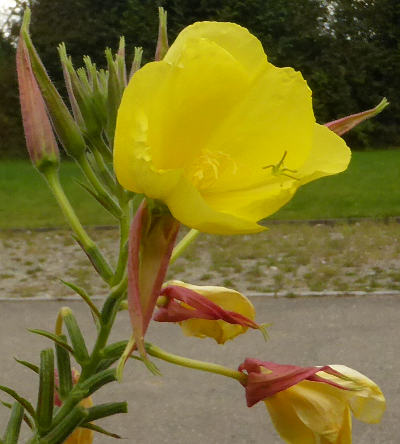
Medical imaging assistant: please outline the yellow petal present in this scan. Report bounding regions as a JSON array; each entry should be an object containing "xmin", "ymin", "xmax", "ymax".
[
  {"xmin": 297, "ymin": 124, "xmax": 351, "ymax": 185},
  {"xmin": 164, "ymin": 175, "xmax": 266, "ymax": 234},
  {"xmin": 164, "ymin": 21, "xmax": 268, "ymax": 76},
  {"xmin": 264, "ymin": 396, "xmax": 316, "ymax": 443},
  {"xmin": 321, "ymin": 365, "xmax": 386, "ymax": 424},
  {"xmin": 287, "ymin": 381, "xmax": 349, "ymax": 443}
]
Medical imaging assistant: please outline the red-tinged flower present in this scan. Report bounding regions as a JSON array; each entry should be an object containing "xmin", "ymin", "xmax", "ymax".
[
  {"xmin": 325, "ymin": 98, "xmax": 389, "ymax": 136},
  {"xmin": 127, "ymin": 200, "xmax": 180, "ymax": 358},
  {"xmin": 238, "ymin": 359, "xmax": 385, "ymax": 443},
  {"xmin": 154, "ymin": 280, "xmax": 268, "ymax": 344}
]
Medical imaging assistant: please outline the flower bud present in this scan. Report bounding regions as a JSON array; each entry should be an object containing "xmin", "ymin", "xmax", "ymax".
[
  {"xmin": 16, "ymin": 36, "xmax": 59, "ymax": 173},
  {"xmin": 21, "ymin": 9, "xmax": 86, "ymax": 159},
  {"xmin": 155, "ymin": 7, "xmax": 169, "ymax": 61},
  {"xmin": 325, "ymin": 98, "xmax": 389, "ymax": 136}
]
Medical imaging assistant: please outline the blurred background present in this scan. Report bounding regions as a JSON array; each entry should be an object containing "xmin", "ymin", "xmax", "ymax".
[{"xmin": 0, "ymin": 0, "xmax": 399, "ymax": 160}]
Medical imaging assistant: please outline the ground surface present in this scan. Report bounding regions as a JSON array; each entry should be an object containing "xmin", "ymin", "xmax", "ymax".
[
  {"xmin": 2, "ymin": 221, "xmax": 400, "ymax": 299},
  {"xmin": 0, "ymin": 296, "xmax": 397, "ymax": 443}
]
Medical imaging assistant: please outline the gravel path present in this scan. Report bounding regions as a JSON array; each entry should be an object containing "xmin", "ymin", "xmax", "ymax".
[{"xmin": 2, "ymin": 221, "xmax": 400, "ymax": 299}]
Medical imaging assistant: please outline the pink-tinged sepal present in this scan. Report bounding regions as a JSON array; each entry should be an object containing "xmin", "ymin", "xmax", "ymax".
[
  {"xmin": 16, "ymin": 36, "xmax": 59, "ymax": 173},
  {"xmin": 127, "ymin": 200, "xmax": 180, "ymax": 358},
  {"xmin": 325, "ymin": 98, "xmax": 389, "ymax": 136},
  {"xmin": 155, "ymin": 284, "xmax": 261, "ymax": 330},
  {"xmin": 238, "ymin": 359, "xmax": 345, "ymax": 407}
]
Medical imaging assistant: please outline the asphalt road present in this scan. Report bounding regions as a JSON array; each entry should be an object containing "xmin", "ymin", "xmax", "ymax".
[{"xmin": 0, "ymin": 295, "xmax": 398, "ymax": 443}]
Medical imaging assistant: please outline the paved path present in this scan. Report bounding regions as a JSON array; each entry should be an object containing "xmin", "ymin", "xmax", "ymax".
[{"xmin": 0, "ymin": 295, "xmax": 398, "ymax": 443}]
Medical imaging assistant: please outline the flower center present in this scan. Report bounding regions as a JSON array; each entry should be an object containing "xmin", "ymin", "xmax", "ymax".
[{"xmin": 188, "ymin": 149, "xmax": 238, "ymax": 190}]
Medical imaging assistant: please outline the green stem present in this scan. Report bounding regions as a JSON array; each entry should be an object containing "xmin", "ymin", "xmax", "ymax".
[
  {"xmin": 90, "ymin": 146, "xmax": 116, "ymax": 193},
  {"xmin": 77, "ymin": 154, "xmax": 122, "ymax": 218},
  {"xmin": 44, "ymin": 167, "xmax": 113, "ymax": 283},
  {"xmin": 170, "ymin": 229, "xmax": 200, "ymax": 264},
  {"xmin": 111, "ymin": 200, "xmax": 130, "ymax": 285},
  {"xmin": 145, "ymin": 343, "xmax": 247, "ymax": 383}
]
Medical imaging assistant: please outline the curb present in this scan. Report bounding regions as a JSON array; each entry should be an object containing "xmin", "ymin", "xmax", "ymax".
[{"xmin": 1, "ymin": 290, "xmax": 399, "ymax": 302}]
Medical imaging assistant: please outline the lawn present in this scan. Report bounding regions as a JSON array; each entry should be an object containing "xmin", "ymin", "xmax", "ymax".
[{"xmin": 1, "ymin": 149, "xmax": 400, "ymax": 229}]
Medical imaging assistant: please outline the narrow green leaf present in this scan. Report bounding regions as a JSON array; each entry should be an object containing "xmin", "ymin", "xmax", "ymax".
[
  {"xmin": 60, "ymin": 280, "xmax": 101, "ymax": 319},
  {"xmin": 0, "ymin": 386, "xmax": 35, "ymax": 418},
  {"xmin": 85, "ymin": 401, "xmax": 127, "ymax": 422},
  {"xmin": 28, "ymin": 329, "xmax": 73, "ymax": 354},
  {"xmin": 36, "ymin": 349, "xmax": 54, "ymax": 434},
  {"xmin": 4, "ymin": 402, "xmax": 24, "ymax": 444},
  {"xmin": 14, "ymin": 358, "xmax": 39, "ymax": 374},
  {"xmin": 1, "ymin": 400, "xmax": 34, "ymax": 429},
  {"xmin": 61, "ymin": 308, "xmax": 89, "ymax": 364},
  {"xmin": 82, "ymin": 423, "xmax": 123, "ymax": 439},
  {"xmin": 55, "ymin": 335, "xmax": 73, "ymax": 401},
  {"xmin": 79, "ymin": 369, "xmax": 117, "ymax": 397},
  {"xmin": 39, "ymin": 406, "xmax": 88, "ymax": 444}
]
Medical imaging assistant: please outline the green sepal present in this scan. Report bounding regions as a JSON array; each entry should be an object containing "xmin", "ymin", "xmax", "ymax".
[
  {"xmin": 1, "ymin": 400, "xmax": 34, "ymax": 429},
  {"xmin": 39, "ymin": 406, "xmax": 88, "ymax": 444},
  {"xmin": 61, "ymin": 308, "xmax": 89, "ymax": 364},
  {"xmin": 85, "ymin": 401, "xmax": 127, "ymax": 422},
  {"xmin": 14, "ymin": 358, "xmax": 39, "ymax": 374},
  {"xmin": 82, "ymin": 423, "xmax": 123, "ymax": 439},
  {"xmin": 55, "ymin": 335, "xmax": 73, "ymax": 401},
  {"xmin": 36, "ymin": 349, "xmax": 54, "ymax": 434},
  {"xmin": 0, "ymin": 386, "xmax": 36, "ymax": 419},
  {"xmin": 4, "ymin": 402, "xmax": 24, "ymax": 444},
  {"xmin": 28, "ymin": 329, "xmax": 73, "ymax": 354}
]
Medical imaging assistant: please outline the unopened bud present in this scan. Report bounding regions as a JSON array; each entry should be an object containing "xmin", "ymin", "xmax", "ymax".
[
  {"xmin": 155, "ymin": 7, "xmax": 169, "ymax": 61},
  {"xmin": 16, "ymin": 36, "xmax": 59, "ymax": 173},
  {"xmin": 325, "ymin": 98, "xmax": 389, "ymax": 136},
  {"xmin": 21, "ymin": 9, "xmax": 86, "ymax": 159}
]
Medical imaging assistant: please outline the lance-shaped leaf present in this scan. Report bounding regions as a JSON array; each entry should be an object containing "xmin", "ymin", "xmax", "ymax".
[
  {"xmin": 127, "ymin": 201, "xmax": 179, "ymax": 359},
  {"xmin": 16, "ymin": 35, "xmax": 59, "ymax": 173},
  {"xmin": 325, "ymin": 98, "xmax": 389, "ymax": 136},
  {"xmin": 4, "ymin": 402, "xmax": 24, "ymax": 444},
  {"xmin": 36, "ymin": 349, "xmax": 55, "ymax": 434}
]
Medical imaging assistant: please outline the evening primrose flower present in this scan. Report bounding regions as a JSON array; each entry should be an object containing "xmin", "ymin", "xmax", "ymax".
[
  {"xmin": 238, "ymin": 359, "xmax": 385, "ymax": 443},
  {"xmin": 114, "ymin": 22, "xmax": 350, "ymax": 235},
  {"xmin": 154, "ymin": 280, "xmax": 267, "ymax": 343}
]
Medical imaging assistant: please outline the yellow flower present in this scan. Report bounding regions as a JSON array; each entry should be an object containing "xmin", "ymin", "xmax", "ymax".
[
  {"xmin": 239, "ymin": 359, "xmax": 385, "ymax": 444},
  {"xmin": 114, "ymin": 22, "xmax": 350, "ymax": 234},
  {"xmin": 155, "ymin": 280, "xmax": 258, "ymax": 344}
]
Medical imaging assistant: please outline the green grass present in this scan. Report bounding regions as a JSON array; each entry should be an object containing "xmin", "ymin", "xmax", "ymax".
[{"xmin": 1, "ymin": 149, "xmax": 400, "ymax": 229}]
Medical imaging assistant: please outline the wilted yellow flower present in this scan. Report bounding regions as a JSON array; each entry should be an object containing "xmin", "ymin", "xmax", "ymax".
[
  {"xmin": 239, "ymin": 359, "xmax": 385, "ymax": 444},
  {"xmin": 155, "ymin": 280, "xmax": 258, "ymax": 344},
  {"xmin": 114, "ymin": 22, "xmax": 350, "ymax": 234}
]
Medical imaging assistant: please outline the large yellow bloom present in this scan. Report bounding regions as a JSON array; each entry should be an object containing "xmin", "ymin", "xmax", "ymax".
[{"xmin": 114, "ymin": 22, "xmax": 350, "ymax": 234}]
